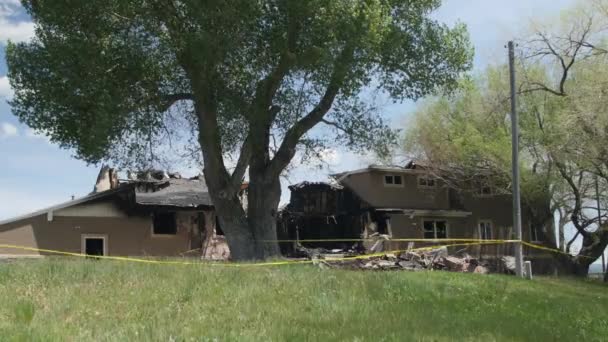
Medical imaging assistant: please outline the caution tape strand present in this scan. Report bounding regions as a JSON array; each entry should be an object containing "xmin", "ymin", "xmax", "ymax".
[{"xmin": 0, "ymin": 239, "xmax": 594, "ymax": 266}]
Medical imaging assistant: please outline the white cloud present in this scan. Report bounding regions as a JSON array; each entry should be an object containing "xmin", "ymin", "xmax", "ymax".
[
  {"xmin": 319, "ymin": 148, "xmax": 341, "ymax": 165},
  {"xmin": 0, "ymin": 19, "xmax": 34, "ymax": 43},
  {"xmin": 0, "ymin": 0, "xmax": 34, "ymax": 44},
  {"xmin": 0, "ymin": 76, "xmax": 13, "ymax": 99},
  {"xmin": 0, "ymin": 122, "xmax": 18, "ymax": 138}
]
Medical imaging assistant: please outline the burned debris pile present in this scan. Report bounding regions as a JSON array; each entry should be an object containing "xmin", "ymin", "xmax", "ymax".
[{"xmin": 312, "ymin": 247, "xmax": 517, "ymax": 274}]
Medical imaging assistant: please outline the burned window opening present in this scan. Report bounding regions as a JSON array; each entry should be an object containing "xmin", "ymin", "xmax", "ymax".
[
  {"xmin": 371, "ymin": 212, "xmax": 390, "ymax": 235},
  {"xmin": 423, "ymin": 220, "xmax": 447, "ymax": 239},
  {"xmin": 153, "ymin": 212, "xmax": 177, "ymax": 235}
]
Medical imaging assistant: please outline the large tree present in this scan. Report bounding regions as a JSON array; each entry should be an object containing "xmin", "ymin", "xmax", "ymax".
[
  {"xmin": 405, "ymin": 0, "xmax": 608, "ymax": 276},
  {"xmin": 6, "ymin": 0, "xmax": 472, "ymax": 260}
]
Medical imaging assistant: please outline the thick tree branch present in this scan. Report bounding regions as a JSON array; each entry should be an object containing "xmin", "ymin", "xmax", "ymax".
[
  {"xmin": 251, "ymin": 9, "xmax": 300, "ymax": 122},
  {"xmin": 566, "ymin": 231, "xmax": 580, "ymax": 254},
  {"xmin": 229, "ymin": 136, "xmax": 251, "ymax": 192},
  {"xmin": 159, "ymin": 93, "xmax": 194, "ymax": 112},
  {"xmin": 267, "ymin": 45, "xmax": 355, "ymax": 178},
  {"xmin": 553, "ymin": 158, "xmax": 591, "ymax": 237}
]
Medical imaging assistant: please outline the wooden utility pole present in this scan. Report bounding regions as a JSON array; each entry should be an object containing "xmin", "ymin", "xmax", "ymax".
[{"xmin": 508, "ymin": 41, "xmax": 524, "ymax": 278}]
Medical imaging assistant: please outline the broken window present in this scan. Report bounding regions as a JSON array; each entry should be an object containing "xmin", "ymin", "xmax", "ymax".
[
  {"xmin": 376, "ymin": 214, "xmax": 389, "ymax": 235},
  {"xmin": 423, "ymin": 220, "xmax": 447, "ymax": 239},
  {"xmin": 478, "ymin": 220, "xmax": 492, "ymax": 240},
  {"xmin": 384, "ymin": 174, "xmax": 403, "ymax": 186},
  {"xmin": 418, "ymin": 176, "xmax": 436, "ymax": 188},
  {"xmin": 153, "ymin": 212, "xmax": 177, "ymax": 235},
  {"xmin": 215, "ymin": 216, "xmax": 225, "ymax": 236}
]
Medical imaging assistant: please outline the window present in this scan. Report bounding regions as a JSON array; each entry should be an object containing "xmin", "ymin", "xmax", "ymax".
[
  {"xmin": 418, "ymin": 176, "xmax": 436, "ymax": 188},
  {"xmin": 384, "ymin": 174, "xmax": 403, "ymax": 186},
  {"xmin": 81, "ymin": 234, "xmax": 107, "ymax": 257},
  {"xmin": 153, "ymin": 212, "xmax": 177, "ymax": 235},
  {"xmin": 423, "ymin": 220, "xmax": 447, "ymax": 239},
  {"xmin": 478, "ymin": 220, "xmax": 493, "ymax": 240}
]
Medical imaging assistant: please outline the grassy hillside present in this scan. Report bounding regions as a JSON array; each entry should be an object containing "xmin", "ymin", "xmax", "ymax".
[{"xmin": 0, "ymin": 259, "xmax": 606, "ymax": 341}]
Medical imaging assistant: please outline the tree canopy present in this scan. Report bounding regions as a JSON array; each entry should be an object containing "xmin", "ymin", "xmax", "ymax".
[
  {"xmin": 405, "ymin": 0, "xmax": 608, "ymax": 274},
  {"xmin": 7, "ymin": 0, "xmax": 473, "ymax": 260}
]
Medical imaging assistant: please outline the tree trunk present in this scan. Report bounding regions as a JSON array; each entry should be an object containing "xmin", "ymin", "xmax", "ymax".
[
  {"xmin": 575, "ymin": 229, "xmax": 608, "ymax": 275},
  {"xmin": 247, "ymin": 169, "xmax": 282, "ymax": 259},
  {"xmin": 555, "ymin": 228, "xmax": 608, "ymax": 277},
  {"xmin": 205, "ymin": 167, "xmax": 282, "ymax": 261},
  {"xmin": 208, "ymin": 193, "xmax": 258, "ymax": 261}
]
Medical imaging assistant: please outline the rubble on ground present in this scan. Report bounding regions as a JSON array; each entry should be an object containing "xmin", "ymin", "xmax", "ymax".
[
  {"xmin": 311, "ymin": 247, "xmax": 502, "ymax": 274},
  {"xmin": 293, "ymin": 244, "xmax": 362, "ymax": 259}
]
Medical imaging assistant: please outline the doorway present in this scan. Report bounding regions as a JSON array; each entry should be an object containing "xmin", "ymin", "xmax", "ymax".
[{"xmin": 81, "ymin": 235, "xmax": 107, "ymax": 257}]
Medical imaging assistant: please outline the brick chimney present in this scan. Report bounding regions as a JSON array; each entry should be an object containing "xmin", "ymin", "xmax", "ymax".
[{"xmin": 93, "ymin": 165, "xmax": 119, "ymax": 193}]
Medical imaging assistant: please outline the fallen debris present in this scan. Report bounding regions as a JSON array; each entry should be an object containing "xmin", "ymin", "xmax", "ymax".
[{"xmin": 313, "ymin": 247, "xmax": 491, "ymax": 274}]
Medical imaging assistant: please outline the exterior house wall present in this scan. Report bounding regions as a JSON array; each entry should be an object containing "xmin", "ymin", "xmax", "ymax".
[
  {"xmin": 376, "ymin": 187, "xmax": 542, "ymax": 259},
  {"xmin": 340, "ymin": 171, "xmax": 450, "ymax": 209},
  {"xmin": 0, "ymin": 205, "xmax": 205, "ymax": 257}
]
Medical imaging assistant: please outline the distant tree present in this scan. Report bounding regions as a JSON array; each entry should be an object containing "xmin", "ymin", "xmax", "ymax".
[
  {"xmin": 6, "ymin": 0, "xmax": 472, "ymax": 260},
  {"xmin": 406, "ymin": 1, "xmax": 608, "ymax": 276}
]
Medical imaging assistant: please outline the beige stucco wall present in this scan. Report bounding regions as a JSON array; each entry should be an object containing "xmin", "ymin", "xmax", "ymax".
[
  {"xmin": 341, "ymin": 171, "xmax": 450, "ymax": 209},
  {"xmin": 387, "ymin": 211, "xmax": 539, "ymax": 258},
  {"xmin": 0, "ymin": 211, "xmax": 197, "ymax": 257}
]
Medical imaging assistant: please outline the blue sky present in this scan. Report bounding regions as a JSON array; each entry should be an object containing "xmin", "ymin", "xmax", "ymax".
[{"xmin": 0, "ymin": 0, "xmax": 577, "ymax": 222}]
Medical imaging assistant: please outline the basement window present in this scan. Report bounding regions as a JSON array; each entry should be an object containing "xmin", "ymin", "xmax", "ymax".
[
  {"xmin": 423, "ymin": 220, "xmax": 447, "ymax": 239},
  {"xmin": 384, "ymin": 174, "xmax": 403, "ymax": 187},
  {"xmin": 153, "ymin": 212, "xmax": 177, "ymax": 235}
]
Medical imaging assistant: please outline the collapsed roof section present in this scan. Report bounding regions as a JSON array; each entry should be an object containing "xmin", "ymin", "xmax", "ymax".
[
  {"xmin": 132, "ymin": 178, "xmax": 213, "ymax": 208},
  {"xmin": 288, "ymin": 181, "xmax": 343, "ymax": 191},
  {"xmin": 0, "ymin": 170, "xmax": 213, "ymax": 225}
]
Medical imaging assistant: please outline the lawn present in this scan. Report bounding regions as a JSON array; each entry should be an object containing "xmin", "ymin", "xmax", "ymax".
[{"xmin": 0, "ymin": 259, "xmax": 606, "ymax": 341}]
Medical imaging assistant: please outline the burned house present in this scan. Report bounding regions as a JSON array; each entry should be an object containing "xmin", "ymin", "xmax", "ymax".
[
  {"xmin": 0, "ymin": 167, "xmax": 230, "ymax": 259},
  {"xmin": 279, "ymin": 163, "xmax": 552, "ymax": 267},
  {"xmin": 277, "ymin": 182, "xmax": 363, "ymax": 253}
]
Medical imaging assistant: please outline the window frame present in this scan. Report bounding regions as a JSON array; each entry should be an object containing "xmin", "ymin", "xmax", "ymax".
[
  {"xmin": 478, "ymin": 220, "xmax": 493, "ymax": 240},
  {"xmin": 81, "ymin": 234, "xmax": 108, "ymax": 256},
  {"xmin": 422, "ymin": 219, "xmax": 448, "ymax": 239},
  {"xmin": 151, "ymin": 212, "xmax": 178, "ymax": 237},
  {"xmin": 383, "ymin": 174, "xmax": 404, "ymax": 187}
]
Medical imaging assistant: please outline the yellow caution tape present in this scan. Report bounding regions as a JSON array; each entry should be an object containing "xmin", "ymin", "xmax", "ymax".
[
  {"xmin": 0, "ymin": 239, "xmax": 595, "ymax": 266},
  {"xmin": 266, "ymin": 238, "xmax": 515, "ymax": 243}
]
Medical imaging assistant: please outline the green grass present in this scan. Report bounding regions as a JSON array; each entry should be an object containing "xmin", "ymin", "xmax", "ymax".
[{"xmin": 0, "ymin": 259, "xmax": 607, "ymax": 341}]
